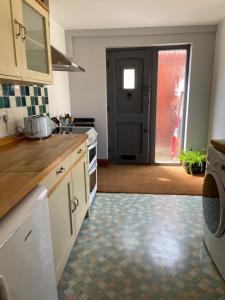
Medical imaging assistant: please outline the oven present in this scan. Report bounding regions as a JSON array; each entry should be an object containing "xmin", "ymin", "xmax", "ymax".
[
  {"xmin": 88, "ymin": 140, "xmax": 97, "ymax": 171},
  {"xmin": 88, "ymin": 161, "xmax": 97, "ymax": 205},
  {"xmin": 51, "ymin": 119, "xmax": 98, "ymax": 206},
  {"xmin": 87, "ymin": 138, "xmax": 97, "ymax": 205}
]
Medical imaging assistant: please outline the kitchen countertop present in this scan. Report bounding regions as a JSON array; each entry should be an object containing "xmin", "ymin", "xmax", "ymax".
[
  {"xmin": 211, "ymin": 139, "xmax": 225, "ymax": 154},
  {"xmin": 0, "ymin": 134, "xmax": 87, "ymax": 219}
]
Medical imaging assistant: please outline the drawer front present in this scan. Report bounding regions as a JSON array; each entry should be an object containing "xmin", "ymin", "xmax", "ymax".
[
  {"xmin": 70, "ymin": 142, "xmax": 86, "ymax": 165},
  {"xmin": 40, "ymin": 154, "xmax": 72, "ymax": 191},
  {"xmin": 40, "ymin": 142, "xmax": 87, "ymax": 192}
]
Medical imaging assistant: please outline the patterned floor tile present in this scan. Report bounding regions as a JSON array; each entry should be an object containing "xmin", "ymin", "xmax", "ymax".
[{"xmin": 58, "ymin": 193, "xmax": 225, "ymax": 300}]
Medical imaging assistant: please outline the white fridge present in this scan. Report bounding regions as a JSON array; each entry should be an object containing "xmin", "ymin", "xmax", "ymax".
[{"xmin": 0, "ymin": 185, "xmax": 58, "ymax": 300}]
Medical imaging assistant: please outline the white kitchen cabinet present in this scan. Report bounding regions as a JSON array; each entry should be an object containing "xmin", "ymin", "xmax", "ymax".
[
  {"xmin": 0, "ymin": 186, "xmax": 58, "ymax": 300},
  {"xmin": 0, "ymin": 0, "xmax": 52, "ymax": 84},
  {"xmin": 48, "ymin": 172, "xmax": 76, "ymax": 282},
  {"xmin": 71, "ymin": 156, "xmax": 89, "ymax": 236}
]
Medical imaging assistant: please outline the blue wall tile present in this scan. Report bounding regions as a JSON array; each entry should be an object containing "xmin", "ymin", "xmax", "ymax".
[
  {"xmin": 27, "ymin": 106, "xmax": 32, "ymax": 116},
  {"xmin": 3, "ymin": 97, "xmax": 10, "ymax": 108},
  {"xmin": 0, "ymin": 97, "xmax": 4, "ymax": 108},
  {"xmin": 25, "ymin": 86, "xmax": 30, "ymax": 96},
  {"xmin": 21, "ymin": 97, "xmax": 26, "ymax": 106},
  {"xmin": 20, "ymin": 86, "xmax": 26, "ymax": 96},
  {"xmin": 16, "ymin": 96, "xmax": 22, "ymax": 107}
]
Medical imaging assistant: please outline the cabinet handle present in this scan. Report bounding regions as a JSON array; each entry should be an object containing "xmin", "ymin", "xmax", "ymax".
[
  {"xmin": 56, "ymin": 166, "xmax": 65, "ymax": 175},
  {"xmin": 14, "ymin": 19, "xmax": 22, "ymax": 38},
  {"xmin": 77, "ymin": 149, "xmax": 83, "ymax": 154},
  {"xmin": 73, "ymin": 197, "xmax": 79, "ymax": 207},
  {"xmin": 71, "ymin": 200, "xmax": 77, "ymax": 213},
  {"xmin": 24, "ymin": 229, "xmax": 32, "ymax": 241},
  {"xmin": 21, "ymin": 25, "xmax": 27, "ymax": 41},
  {"xmin": 68, "ymin": 182, "xmax": 73, "ymax": 236}
]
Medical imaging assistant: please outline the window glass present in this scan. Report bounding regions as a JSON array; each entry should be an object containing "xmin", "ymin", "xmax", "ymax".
[{"xmin": 123, "ymin": 69, "xmax": 135, "ymax": 89}]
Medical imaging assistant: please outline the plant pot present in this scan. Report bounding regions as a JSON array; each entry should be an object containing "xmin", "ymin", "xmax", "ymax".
[{"xmin": 184, "ymin": 161, "xmax": 206, "ymax": 175}]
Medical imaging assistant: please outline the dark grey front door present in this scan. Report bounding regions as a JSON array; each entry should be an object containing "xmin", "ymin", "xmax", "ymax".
[{"xmin": 107, "ymin": 49, "xmax": 152, "ymax": 164}]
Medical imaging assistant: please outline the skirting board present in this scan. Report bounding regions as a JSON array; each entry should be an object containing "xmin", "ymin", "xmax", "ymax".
[{"xmin": 98, "ymin": 159, "xmax": 109, "ymax": 167}]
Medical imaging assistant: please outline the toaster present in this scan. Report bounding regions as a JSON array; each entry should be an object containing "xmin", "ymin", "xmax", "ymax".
[{"xmin": 24, "ymin": 116, "xmax": 52, "ymax": 139}]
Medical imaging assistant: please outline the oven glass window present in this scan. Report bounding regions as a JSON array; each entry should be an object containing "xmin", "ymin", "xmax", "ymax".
[
  {"xmin": 90, "ymin": 169, "xmax": 96, "ymax": 194},
  {"xmin": 89, "ymin": 146, "xmax": 96, "ymax": 163},
  {"xmin": 202, "ymin": 174, "xmax": 221, "ymax": 235}
]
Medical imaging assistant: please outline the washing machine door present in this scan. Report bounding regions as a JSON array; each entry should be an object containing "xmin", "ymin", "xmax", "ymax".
[{"xmin": 202, "ymin": 171, "xmax": 225, "ymax": 237}]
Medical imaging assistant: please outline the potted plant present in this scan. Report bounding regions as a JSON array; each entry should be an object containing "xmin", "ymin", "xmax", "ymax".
[{"xmin": 178, "ymin": 149, "xmax": 206, "ymax": 175}]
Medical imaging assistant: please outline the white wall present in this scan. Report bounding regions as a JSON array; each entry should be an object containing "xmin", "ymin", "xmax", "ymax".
[
  {"xmin": 48, "ymin": 17, "xmax": 71, "ymax": 116},
  {"xmin": 208, "ymin": 20, "xmax": 225, "ymax": 141},
  {"xmin": 66, "ymin": 26, "xmax": 216, "ymax": 159}
]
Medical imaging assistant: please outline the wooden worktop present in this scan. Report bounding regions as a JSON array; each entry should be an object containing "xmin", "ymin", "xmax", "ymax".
[
  {"xmin": 211, "ymin": 139, "xmax": 225, "ymax": 154},
  {"xmin": 0, "ymin": 134, "xmax": 87, "ymax": 219}
]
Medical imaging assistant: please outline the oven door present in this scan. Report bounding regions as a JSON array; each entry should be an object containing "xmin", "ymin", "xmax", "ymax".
[
  {"xmin": 202, "ymin": 171, "xmax": 225, "ymax": 237},
  {"xmin": 89, "ymin": 161, "xmax": 97, "ymax": 205},
  {"xmin": 88, "ymin": 141, "xmax": 97, "ymax": 170}
]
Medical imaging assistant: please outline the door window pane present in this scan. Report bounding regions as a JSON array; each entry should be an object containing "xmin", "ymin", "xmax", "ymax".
[
  {"xmin": 123, "ymin": 69, "xmax": 135, "ymax": 89},
  {"xmin": 155, "ymin": 50, "xmax": 187, "ymax": 163},
  {"xmin": 22, "ymin": 1, "xmax": 48, "ymax": 73}
]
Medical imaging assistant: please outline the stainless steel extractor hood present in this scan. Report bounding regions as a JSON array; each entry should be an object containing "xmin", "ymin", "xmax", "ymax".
[{"xmin": 51, "ymin": 46, "xmax": 85, "ymax": 72}]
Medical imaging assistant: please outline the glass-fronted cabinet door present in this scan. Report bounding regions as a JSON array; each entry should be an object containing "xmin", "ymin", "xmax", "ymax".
[
  {"xmin": 0, "ymin": 0, "xmax": 23, "ymax": 79},
  {"xmin": 20, "ymin": 0, "xmax": 52, "ymax": 84}
]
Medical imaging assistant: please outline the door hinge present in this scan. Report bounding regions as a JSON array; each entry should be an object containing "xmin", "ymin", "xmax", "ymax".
[
  {"xmin": 107, "ymin": 60, "xmax": 109, "ymax": 69},
  {"xmin": 108, "ymin": 146, "xmax": 111, "ymax": 153},
  {"xmin": 107, "ymin": 105, "xmax": 110, "ymax": 112}
]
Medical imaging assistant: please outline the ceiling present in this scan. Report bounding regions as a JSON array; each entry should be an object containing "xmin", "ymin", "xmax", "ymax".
[{"xmin": 50, "ymin": 0, "xmax": 225, "ymax": 30}]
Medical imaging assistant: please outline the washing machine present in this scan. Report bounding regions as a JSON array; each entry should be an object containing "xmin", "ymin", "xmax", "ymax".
[{"xmin": 203, "ymin": 145, "xmax": 225, "ymax": 279}]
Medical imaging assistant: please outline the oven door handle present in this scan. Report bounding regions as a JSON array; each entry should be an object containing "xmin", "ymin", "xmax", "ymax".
[{"xmin": 88, "ymin": 141, "xmax": 97, "ymax": 150}]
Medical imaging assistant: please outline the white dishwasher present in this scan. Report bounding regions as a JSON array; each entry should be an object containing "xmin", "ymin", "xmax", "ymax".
[{"xmin": 0, "ymin": 185, "xmax": 58, "ymax": 300}]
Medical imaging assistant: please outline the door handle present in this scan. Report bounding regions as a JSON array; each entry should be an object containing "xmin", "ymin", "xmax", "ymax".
[
  {"xmin": 68, "ymin": 182, "xmax": 74, "ymax": 236},
  {"xmin": 24, "ymin": 229, "xmax": 32, "ymax": 241},
  {"xmin": 144, "ymin": 129, "xmax": 147, "ymax": 133},
  {"xmin": 143, "ymin": 86, "xmax": 151, "ymax": 98},
  {"xmin": 0, "ymin": 275, "xmax": 10, "ymax": 300},
  {"xmin": 127, "ymin": 92, "xmax": 132, "ymax": 99},
  {"xmin": 14, "ymin": 19, "xmax": 22, "ymax": 38},
  {"xmin": 74, "ymin": 197, "xmax": 79, "ymax": 207},
  {"xmin": 56, "ymin": 166, "xmax": 65, "ymax": 175},
  {"xmin": 71, "ymin": 200, "xmax": 76, "ymax": 213},
  {"xmin": 21, "ymin": 25, "xmax": 27, "ymax": 41}
]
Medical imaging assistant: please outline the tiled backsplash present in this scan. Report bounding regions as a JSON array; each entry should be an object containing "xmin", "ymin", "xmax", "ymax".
[
  {"xmin": 0, "ymin": 84, "xmax": 49, "ymax": 138},
  {"xmin": 0, "ymin": 84, "xmax": 49, "ymax": 116}
]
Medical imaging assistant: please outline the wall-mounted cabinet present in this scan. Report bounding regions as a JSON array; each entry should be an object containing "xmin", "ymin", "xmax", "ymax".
[{"xmin": 0, "ymin": 0, "xmax": 52, "ymax": 85}]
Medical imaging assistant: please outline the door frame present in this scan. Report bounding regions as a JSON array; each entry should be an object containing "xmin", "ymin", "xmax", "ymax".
[{"xmin": 106, "ymin": 44, "xmax": 191, "ymax": 165}]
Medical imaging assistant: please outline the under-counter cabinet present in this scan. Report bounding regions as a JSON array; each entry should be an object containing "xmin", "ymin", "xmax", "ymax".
[
  {"xmin": 71, "ymin": 157, "xmax": 89, "ymax": 235},
  {"xmin": 0, "ymin": 0, "xmax": 52, "ymax": 84},
  {"xmin": 0, "ymin": 135, "xmax": 88, "ymax": 284},
  {"xmin": 48, "ymin": 173, "xmax": 75, "ymax": 282},
  {"xmin": 45, "ymin": 144, "xmax": 89, "ymax": 282}
]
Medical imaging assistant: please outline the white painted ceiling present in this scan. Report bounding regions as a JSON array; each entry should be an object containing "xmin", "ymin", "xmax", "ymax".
[{"xmin": 50, "ymin": 0, "xmax": 225, "ymax": 30}]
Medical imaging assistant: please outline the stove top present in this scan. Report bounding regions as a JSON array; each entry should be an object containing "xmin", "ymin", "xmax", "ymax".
[{"xmin": 52, "ymin": 126, "xmax": 97, "ymax": 145}]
